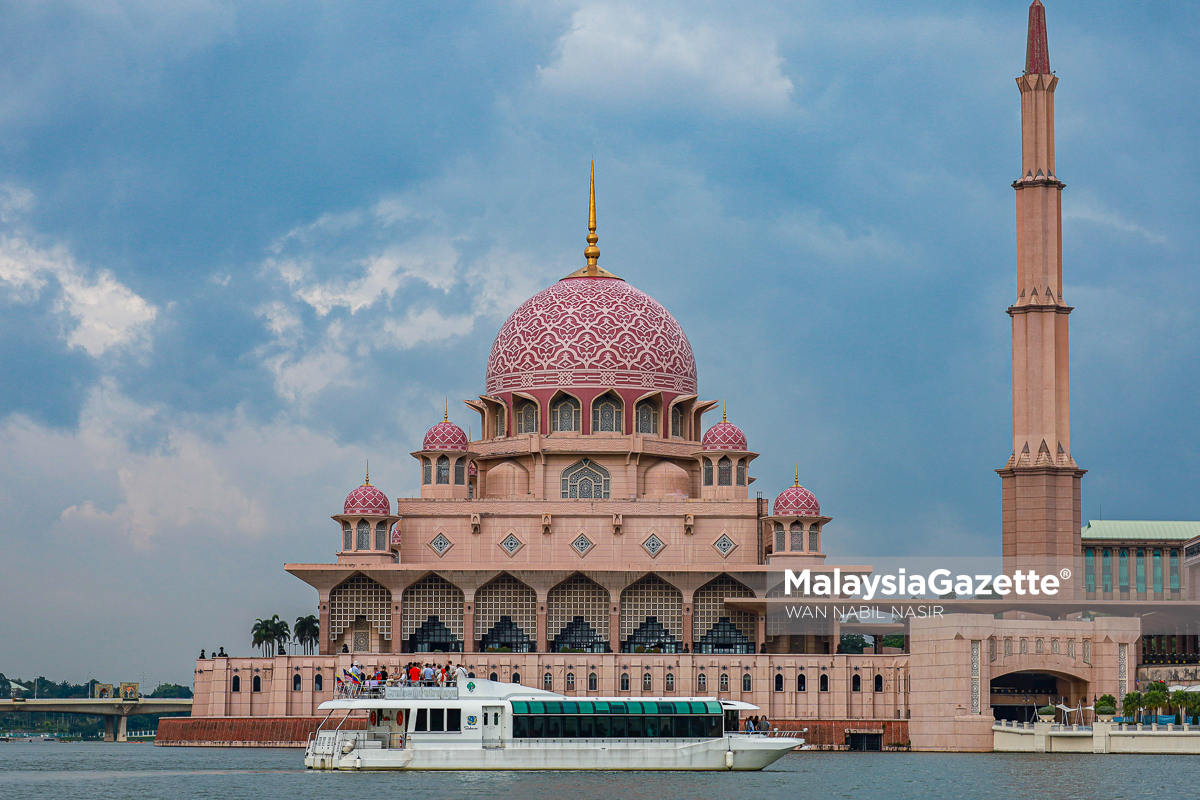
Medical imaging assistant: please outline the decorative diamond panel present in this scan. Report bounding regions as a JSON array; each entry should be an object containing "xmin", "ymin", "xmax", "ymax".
[
  {"xmin": 571, "ymin": 532, "xmax": 593, "ymax": 556},
  {"xmin": 499, "ymin": 533, "xmax": 523, "ymax": 557},
  {"xmin": 713, "ymin": 533, "xmax": 736, "ymax": 558},
  {"xmin": 642, "ymin": 533, "xmax": 665, "ymax": 558},
  {"xmin": 429, "ymin": 533, "xmax": 453, "ymax": 557}
]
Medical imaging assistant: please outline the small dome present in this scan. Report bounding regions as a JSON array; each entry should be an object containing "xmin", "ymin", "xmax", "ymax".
[
  {"xmin": 424, "ymin": 420, "xmax": 468, "ymax": 451},
  {"xmin": 702, "ymin": 420, "xmax": 747, "ymax": 451},
  {"xmin": 774, "ymin": 483, "xmax": 820, "ymax": 517},
  {"xmin": 345, "ymin": 482, "xmax": 390, "ymax": 515}
]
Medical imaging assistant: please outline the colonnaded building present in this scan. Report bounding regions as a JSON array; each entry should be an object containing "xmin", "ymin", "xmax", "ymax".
[{"xmin": 171, "ymin": 2, "xmax": 1199, "ymax": 751}]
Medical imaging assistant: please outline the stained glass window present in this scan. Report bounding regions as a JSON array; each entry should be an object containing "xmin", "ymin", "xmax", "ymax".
[
  {"xmin": 375, "ymin": 521, "xmax": 387, "ymax": 550},
  {"xmin": 736, "ymin": 460, "xmax": 746, "ymax": 486},
  {"xmin": 561, "ymin": 459, "xmax": 611, "ymax": 499},
  {"xmin": 717, "ymin": 456, "xmax": 732, "ymax": 486},
  {"xmin": 422, "ymin": 458, "xmax": 432, "ymax": 485},
  {"xmin": 551, "ymin": 397, "xmax": 581, "ymax": 432},
  {"xmin": 635, "ymin": 401, "xmax": 659, "ymax": 435},
  {"xmin": 495, "ymin": 406, "xmax": 506, "ymax": 438},
  {"xmin": 703, "ymin": 459, "xmax": 713, "ymax": 486},
  {"xmin": 671, "ymin": 405, "xmax": 683, "ymax": 437},
  {"xmin": 592, "ymin": 394, "xmax": 622, "ymax": 432},
  {"xmin": 356, "ymin": 519, "xmax": 370, "ymax": 550},
  {"xmin": 454, "ymin": 457, "xmax": 465, "ymax": 485},
  {"xmin": 436, "ymin": 455, "xmax": 449, "ymax": 485},
  {"xmin": 809, "ymin": 524, "xmax": 819, "ymax": 552},
  {"xmin": 773, "ymin": 523, "xmax": 784, "ymax": 553},
  {"xmin": 516, "ymin": 401, "xmax": 538, "ymax": 434},
  {"xmin": 342, "ymin": 521, "xmax": 352, "ymax": 551},
  {"xmin": 790, "ymin": 521, "xmax": 803, "ymax": 551}
]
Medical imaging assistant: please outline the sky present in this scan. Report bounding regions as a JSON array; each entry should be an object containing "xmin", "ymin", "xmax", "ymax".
[{"xmin": 1, "ymin": 0, "xmax": 1197, "ymax": 687}]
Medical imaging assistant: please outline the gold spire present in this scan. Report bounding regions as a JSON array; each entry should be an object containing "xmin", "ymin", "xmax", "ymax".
[
  {"xmin": 794, "ymin": 462, "xmax": 800, "ymax": 487},
  {"xmin": 365, "ymin": 460, "xmax": 371, "ymax": 486},
  {"xmin": 722, "ymin": 400, "xmax": 727, "ymax": 423},
  {"xmin": 444, "ymin": 398, "xmax": 449, "ymax": 422},
  {"xmin": 564, "ymin": 162, "xmax": 621, "ymax": 280}
]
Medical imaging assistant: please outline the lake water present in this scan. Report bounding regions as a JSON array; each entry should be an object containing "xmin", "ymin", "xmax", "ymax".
[{"xmin": 0, "ymin": 743, "xmax": 1191, "ymax": 799}]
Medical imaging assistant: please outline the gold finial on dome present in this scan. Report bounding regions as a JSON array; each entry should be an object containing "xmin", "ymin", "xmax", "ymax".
[
  {"xmin": 794, "ymin": 462, "xmax": 800, "ymax": 487},
  {"xmin": 444, "ymin": 398, "xmax": 449, "ymax": 422},
  {"xmin": 564, "ymin": 162, "xmax": 621, "ymax": 280},
  {"xmin": 722, "ymin": 400, "xmax": 727, "ymax": 423},
  {"xmin": 365, "ymin": 460, "xmax": 371, "ymax": 486}
]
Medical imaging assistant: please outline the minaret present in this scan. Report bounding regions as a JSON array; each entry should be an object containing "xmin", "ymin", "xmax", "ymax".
[{"xmin": 998, "ymin": 0, "xmax": 1085, "ymax": 587}]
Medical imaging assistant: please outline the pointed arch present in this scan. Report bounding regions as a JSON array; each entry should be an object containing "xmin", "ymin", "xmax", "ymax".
[
  {"xmin": 329, "ymin": 574, "xmax": 391, "ymax": 649},
  {"xmin": 561, "ymin": 459, "xmax": 610, "ymax": 499},
  {"xmin": 591, "ymin": 391, "xmax": 623, "ymax": 433},
  {"xmin": 619, "ymin": 573, "xmax": 682, "ymax": 653},
  {"xmin": 401, "ymin": 573, "xmax": 464, "ymax": 652},
  {"xmin": 693, "ymin": 574, "xmax": 756, "ymax": 654},
  {"xmin": 475, "ymin": 573, "xmax": 536, "ymax": 652},
  {"xmin": 548, "ymin": 573, "xmax": 609, "ymax": 653},
  {"xmin": 550, "ymin": 392, "xmax": 582, "ymax": 433}
]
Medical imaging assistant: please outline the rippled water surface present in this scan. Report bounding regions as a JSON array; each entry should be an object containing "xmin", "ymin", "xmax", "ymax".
[{"xmin": 0, "ymin": 743, "xmax": 1192, "ymax": 799}]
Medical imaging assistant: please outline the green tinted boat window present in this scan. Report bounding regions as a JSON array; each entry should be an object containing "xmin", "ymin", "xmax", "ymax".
[
  {"xmin": 543, "ymin": 702, "xmax": 563, "ymax": 714},
  {"xmin": 593, "ymin": 701, "xmax": 610, "ymax": 713},
  {"xmin": 705, "ymin": 701, "xmax": 722, "ymax": 714},
  {"xmin": 512, "ymin": 701, "xmax": 529, "ymax": 714},
  {"xmin": 562, "ymin": 702, "xmax": 578, "ymax": 714},
  {"xmin": 689, "ymin": 701, "xmax": 707, "ymax": 714},
  {"xmin": 610, "ymin": 702, "xmax": 626, "ymax": 714},
  {"xmin": 626, "ymin": 701, "xmax": 642, "ymax": 714},
  {"xmin": 577, "ymin": 701, "xmax": 594, "ymax": 714},
  {"xmin": 529, "ymin": 701, "xmax": 544, "ymax": 715}
]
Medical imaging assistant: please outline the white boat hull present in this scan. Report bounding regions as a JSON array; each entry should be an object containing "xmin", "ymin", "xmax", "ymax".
[{"xmin": 305, "ymin": 735, "xmax": 797, "ymax": 771}]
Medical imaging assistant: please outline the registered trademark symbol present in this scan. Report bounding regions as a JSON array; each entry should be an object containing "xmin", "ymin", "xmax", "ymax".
[{"xmin": 1059, "ymin": 568, "xmax": 1071, "ymax": 579}]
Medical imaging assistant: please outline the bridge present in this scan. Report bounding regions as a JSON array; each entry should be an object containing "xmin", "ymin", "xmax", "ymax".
[{"xmin": 0, "ymin": 698, "xmax": 192, "ymax": 741}]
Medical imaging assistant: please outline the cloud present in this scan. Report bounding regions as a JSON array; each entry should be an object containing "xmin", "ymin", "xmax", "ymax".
[
  {"xmin": 0, "ymin": 233, "xmax": 157, "ymax": 356},
  {"xmin": 538, "ymin": 4, "xmax": 794, "ymax": 114},
  {"xmin": 1063, "ymin": 193, "xmax": 1167, "ymax": 245}
]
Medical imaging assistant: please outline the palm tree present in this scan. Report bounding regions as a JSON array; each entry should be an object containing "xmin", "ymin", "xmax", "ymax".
[
  {"xmin": 1143, "ymin": 684, "xmax": 1168, "ymax": 724},
  {"xmin": 295, "ymin": 615, "xmax": 320, "ymax": 655},
  {"xmin": 1122, "ymin": 691, "xmax": 1142, "ymax": 723},
  {"xmin": 270, "ymin": 615, "xmax": 291, "ymax": 656},
  {"xmin": 1169, "ymin": 689, "xmax": 1190, "ymax": 724},
  {"xmin": 251, "ymin": 618, "xmax": 274, "ymax": 657}
]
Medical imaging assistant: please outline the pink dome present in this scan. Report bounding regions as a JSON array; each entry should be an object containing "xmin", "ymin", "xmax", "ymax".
[
  {"xmin": 702, "ymin": 420, "xmax": 747, "ymax": 451},
  {"xmin": 485, "ymin": 276, "xmax": 697, "ymax": 395},
  {"xmin": 423, "ymin": 420, "xmax": 468, "ymax": 451},
  {"xmin": 774, "ymin": 484, "xmax": 820, "ymax": 517},
  {"xmin": 344, "ymin": 483, "xmax": 390, "ymax": 515}
]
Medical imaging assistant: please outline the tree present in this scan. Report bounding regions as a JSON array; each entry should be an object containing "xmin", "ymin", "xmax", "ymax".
[
  {"xmin": 270, "ymin": 615, "xmax": 291, "ymax": 656},
  {"xmin": 295, "ymin": 615, "xmax": 320, "ymax": 655},
  {"xmin": 1143, "ymin": 683, "xmax": 1168, "ymax": 722},
  {"xmin": 251, "ymin": 618, "xmax": 274, "ymax": 657},
  {"xmin": 1169, "ymin": 690, "xmax": 1190, "ymax": 723},
  {"xmin": 1121, "ymin": 691, "xmax": 1142, "ymax": 722},
  {"xmin": 838, "ymin": 634, "xmax": 869, "ymax": 654}
]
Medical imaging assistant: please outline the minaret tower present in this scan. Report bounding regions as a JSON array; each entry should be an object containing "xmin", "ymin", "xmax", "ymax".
[{"xmin": 998, "ymin": 0, "xmax": 1085, "ymax": 585}]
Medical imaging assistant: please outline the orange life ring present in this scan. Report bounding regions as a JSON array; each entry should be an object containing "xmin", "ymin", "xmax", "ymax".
[{"xmin": 369, "ymin": 711, "xmax": 377, "ymax": 725}]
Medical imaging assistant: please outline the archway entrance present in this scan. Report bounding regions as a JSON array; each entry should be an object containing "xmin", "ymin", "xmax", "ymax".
[{"xmin": 990, "ymin": 670, "xmax": 1089, "ymax": 722}]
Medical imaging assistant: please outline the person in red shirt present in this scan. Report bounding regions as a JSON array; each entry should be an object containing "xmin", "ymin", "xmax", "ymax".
[{"xmin": 408, "ymin": 663, "xmax": 421, "ymax": 684}]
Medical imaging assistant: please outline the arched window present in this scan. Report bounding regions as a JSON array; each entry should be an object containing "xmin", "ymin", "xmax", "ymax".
[
  {"xmin": 314, "ymin": 674, "xmax": 323, "ymax": 692},
  {"xmin": 422, "ymin": 457, "xmax": 432, "ymax": 485},
  {"xmin": 1102, "ymin": 549, "xmax": 1113, "ymax": 593},
  {"xmin": 1136, "ymin": 549, "xmax": 1146, "ymax": 593},
  {"xmin": 342, "ymin": 521, "xmax": 352, "ymax": 552},
  {"xmin": 736, "ymin": 459, "xmax": 746, "ymax": 486},
  {"xmin": 642, "ymin": 672, "xmax": 652, "ymax": 691},
  {"xmin": 790, "ymin": 521, "xmax": 803, "ymax": 551},
  {"xmin": 851, "ymin": 674, "xmax": 861, "ymax": 692},
  {"xmin": 697, "ymin": 673, "xmax": 707, "ymax": 691},
  {"xmin": 773, "ymin": 523, "xmax": 784, "ymax": 554},
  {"xmin": 544, "ymin": 672, "xmax": 553, "ymax": 690},
  {"xmin": 292, "ymin": 674, "xmax": 302, "ymax": 692},
  {"xmin": 717, "ymin": 456, "xmax": 732, "ymax": 486},
  {"xmin": 356, "ymin": 520, "xmax": 370, "ymax": 550},
  {"xmin": 719, "ymin": 673, "xmax": 730, "ymax": 692},
  {"xmin": 703, "ymin": 459, "xmax": 713, "ymax": 486},
  {"xmin": 231, "ymin": 675, "xmax": 241, "ymax": 693},
  {"xmin": 436, "ymin": 455, "xmax": 450, "ymax": 485},
  {"xmin": 819, "ymin": 674, "xmax": 829, "ymax": 692},
  {"xmin": 375, "ymin": 521, "xmax": 387, "ymax": 550},
  {"xmin": 566, "ymin": 672, "xmax": 575, "ymax": 690},
  {"xmin": 774, "ymin": 674, "xmax": 784, "ymax": 692},
  {"xmin": 1085, "ymin": 548, "xmax": 1095, "ymax": 592},
  {"xmin": 742, "ymin": 674, "xmax": 752, "ymax": 692},
  {"xmin": 665, "ymin": 673, "xmax": 675, "ymax": 692},
  {"xmin": 561, "ymin": 459, "xmax": 611, "ymax": 499},
  {"xmin": 874, "ymin": 674, "xmax": 883, "ymax": 693},
  {"xmin": 454, "ymin": 458, "xmax": 465, "ymax": 485},
  {"xmin": 489, "ymin": 672, "xmax": 498, "ymax": 682},
  {"xmin": 620, "ymin": 673, "xmax": 630, "ymax": 691},
  {"xmin": 252, "ymin": 675, "xmax": 262, "ymax": 693},
  {"xmin": 1119, "ymin": 549, "xmax": 1129, "ymax": 591},
  {"xmin": 670, "ymin": 405, "xmax": 683, "ymax": 438},
  {"xmin": 635, "ymin": 400, "xmax": 659, "ymax": 435},
  {"xmin": 592, "ymin": 393, "xmax": 622, "ymax": 433},
  {"xmin": 809, "ymin": 524, "xmax": 819, "ymax": 552},
  {"xmin": 588, "ymin": 672, "xmax": 597, "ymax": 691},
  {"xmin": 512, "ymin": 673, "xmax": 521, "ymax": 684},
  {"xmin": 551, "ymin": 396, "xmax": 581, "ymax": 432},
  {"xmin": 797, "ymin": 673, "xmax": 806, "ymax": 692},
  {"xmin": 516, "ymin": 401, "xmax": 538, "ymax": 434},
  {"xmin": 495, "ymin": 406, "xmax": 506, "ymax": 438}
]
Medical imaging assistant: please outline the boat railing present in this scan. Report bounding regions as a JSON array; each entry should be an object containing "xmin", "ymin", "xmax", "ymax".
[
  {"xmin": 334, "ymin": 684, "xmax": 458, "ymax": 700},
  {"xmin": 728, "ymin": 730, "xmax": 800, "ymax": 738},
  {"xmin": 308, "ymin": 729, "xmax": 407, "ymax": 754}
]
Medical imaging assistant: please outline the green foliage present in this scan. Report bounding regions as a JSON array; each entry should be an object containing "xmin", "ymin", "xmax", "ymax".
[
  {"xmin": 148, "ymin": 683, "xmax": 193, "ymax": 699},
  {"xmin": 1122, "ymin": 691, "xmax": 1142, "ymax": 717},
  {"xmin": 880, "ymin": 634, "xmax": 906, "ymax": 650},
  {"xmin": 294, "ymin": 615, "xmax": 320, "ymax": 655},
  {"xmin": 1097, "ymin": 694, "xmax": 1116, "ymax": 708},
  {"xmin": 838, "ymin": 634, "xmax": 868, "ymax": 654},
  {"xmin": 1037, "ymin": 706, "xmax": 1056, "ymax": 716},
  {"xmin": 1094, "ymin": 705, "xmax": 1116, "ymax": 715}
]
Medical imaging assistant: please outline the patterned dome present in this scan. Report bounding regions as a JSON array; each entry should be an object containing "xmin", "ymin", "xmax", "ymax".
[
  {"xmin": 702, "ymin": 420, "xmax": 747, "ymax": 451},
  {"xmin": 773, "ymin": 484, "xmax": 820, "ymax": 517},
  {"xmin": 485, "ymin": 276, "xmax": 697, "ymax": 395},
  {"xmin": 344, "ymin": 482, "xmax": 390, "ymax": 515},
  {"xmin": 423, "ymin": 420, "xmax": 468, "ymax": 451}
]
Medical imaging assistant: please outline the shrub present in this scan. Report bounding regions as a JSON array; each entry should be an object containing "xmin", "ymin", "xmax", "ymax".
[
  {"xmin": 1095, "ymin": 705, "xmax": 1116, "ymax": 716},
  {"xmin": 1038, "ymin": 706, "xmax": 1056, "ymax": 716}
]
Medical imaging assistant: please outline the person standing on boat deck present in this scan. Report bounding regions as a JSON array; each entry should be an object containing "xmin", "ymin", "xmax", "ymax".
[
  {"xmin": 422, "ymin": 664, "xmax": 434, "ymax": 684},
  {"xmin": 758, "ymin": 714, "xmax": 770, "ymax": 734},
  {"xmin": 744, "ymin": 716, "xmax": 755, "ymax": 733},
  {"xmin": 409, "ymin": 663, "xmax": 422, "ymax": 685},
  {"xmin": 455, "ymin": 664, "xmax": 468, "ymax": 682}
]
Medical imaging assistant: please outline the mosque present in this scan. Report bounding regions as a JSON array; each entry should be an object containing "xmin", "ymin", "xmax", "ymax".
[{"xmin": 172, "ymin": 2, "xmax": 1198, "ymax": 751}]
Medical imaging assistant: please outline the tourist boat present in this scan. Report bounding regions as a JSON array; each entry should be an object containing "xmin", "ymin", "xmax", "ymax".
[{"xmin": 304, "ymin": 677, "xmax": 800, "ymax": 771}]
